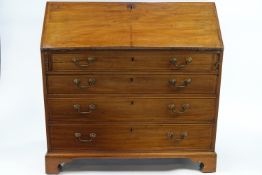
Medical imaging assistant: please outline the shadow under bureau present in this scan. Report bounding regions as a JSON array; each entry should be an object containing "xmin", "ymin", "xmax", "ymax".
[{"xmin": 41, "ymin": 2, "xmax": 223, "ymax": 174}]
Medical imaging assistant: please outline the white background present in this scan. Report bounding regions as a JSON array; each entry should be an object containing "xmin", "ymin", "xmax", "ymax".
[{"xmin": 1, "ymin": 0, "xmax": 262, "ymax": 174}]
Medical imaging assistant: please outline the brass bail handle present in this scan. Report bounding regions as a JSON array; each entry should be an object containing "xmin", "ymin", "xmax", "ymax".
[
  {"xmin": 72, "ymin": 57, "xmax": 96, "ymax": 67},
  {"xmin": 168, "ymin": 104, "xmax": 190, "ymax": 114},
  {"xmin": 167, "ymin": 131, "xmax": 188, "ymax": 143},
  {"xmin": 73, "ymin": 104, "xmax": 96, "ymax": 114},
  {"xmin": 74, "ymin": 132, "xmax": 96, "ymax": 143},
  {"xmin": 169, "ymin": 78, "xmax": 192, "ymax": 88},
  {"xmin": 73, "ymin": 78, "xmax": 96, "ymax": 88},
  {"xmin": 170, "ymin": 57, "xmax": 192, "ymax": 69}
]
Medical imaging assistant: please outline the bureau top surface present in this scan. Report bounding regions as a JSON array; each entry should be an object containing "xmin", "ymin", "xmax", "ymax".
[{"xmin": 41, "ymin": 2, "xmax": 223, "ymax": 50}]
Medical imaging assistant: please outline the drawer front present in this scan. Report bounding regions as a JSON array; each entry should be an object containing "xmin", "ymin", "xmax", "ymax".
[
  {"xmin": 47, "ymin": 97, "xmax": 216, "ymax": 122},
  {"xmin": 49, "ymin": 124, "xmax": 213, "ymax": 151},
  {"xmin": 51, "ymin": 51, "xmax": 217, "ymax": 72},
  {"xmin": 47, "ymin": 74, "xmax": 217, "ymax": 94}
]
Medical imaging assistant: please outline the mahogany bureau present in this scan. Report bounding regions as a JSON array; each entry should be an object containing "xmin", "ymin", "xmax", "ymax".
[{"xmin": 41, "ymin": 2, "xmax": 223, "ymax": 174}]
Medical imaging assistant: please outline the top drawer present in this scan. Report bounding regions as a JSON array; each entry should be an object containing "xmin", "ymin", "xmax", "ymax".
[{"xmin": 49, "ymin": 51, "xmax": 218, "ymax": 72}]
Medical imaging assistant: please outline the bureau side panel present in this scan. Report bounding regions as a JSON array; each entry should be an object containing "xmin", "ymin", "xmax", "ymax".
[
  {"xmin": 211, "ymin": 51, "xmax": 224, "ymax": 150},
  {"xmin": 41, "ymin": 51, "xmax": 51, "ymax": 151}
]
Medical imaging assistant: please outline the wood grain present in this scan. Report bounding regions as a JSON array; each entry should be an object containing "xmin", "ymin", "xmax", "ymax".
[
  {"xmin": 131, "ymin": 3, "xmax": 222, "ymax": 49},
  {"xmin": 47, "ymin": 97, "xmax": 216, "ymax": 123},
  {"xmin": 47, "ymin": 74, "xmax": 217, "ymax": 94},
  {"xmin": 41, "ymin": 2, "xmax": 223, "ymax": 174},
  {"xmin": 50, "ymin": 50, "xmax": 218, "ymax": 72},
  {"xmin": 49, "ymin": 124, "xmax": 213, "ymax": 151},
  {"xmin": 41, "ymin": 2, "xmax": 223, "ymax": 50}
]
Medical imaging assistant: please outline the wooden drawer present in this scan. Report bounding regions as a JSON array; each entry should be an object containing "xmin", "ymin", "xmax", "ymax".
[
  {"xmin": 47, "ymin": 97, "xmax": 216, "ymax": 122},
  {"xmin": 47, "ymin": 74, "xmax": 217, "ymax": 94},
  {"xmin": 50, "ymin": 51, "xmax": 218, "ymax": 72},
  {"xmin": 49, "ymin": 124, "xmax": 213, "ymax": 151}
]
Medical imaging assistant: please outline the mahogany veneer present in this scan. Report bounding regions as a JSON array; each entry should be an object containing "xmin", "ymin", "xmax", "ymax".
[{"xmin": 41, "ymin": 2, "xmax": 223, "ymax": 174}]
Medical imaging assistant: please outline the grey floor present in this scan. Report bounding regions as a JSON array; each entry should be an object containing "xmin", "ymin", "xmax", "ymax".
[{"xmin": 61, "ymin": 158, "xmax": 200, "ymax": 173}]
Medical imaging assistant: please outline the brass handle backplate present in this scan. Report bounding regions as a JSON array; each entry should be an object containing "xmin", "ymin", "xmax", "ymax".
[
  {"xmin": 170, "ymin": 57, "xmax": 192, "ymax": 69},
  {"xmin": 74, "ymin": 132, "xmax": 96, "ymax": 143},
  {"xmin": 73, "ymin": 78, "xmax": 96, "ymax": 88},
  {"xmin": 169, "ymin": 78, "xmax": 192, "ymax": 88},
  {"xmin": 72, "ymin": 57, "xmax": 96, "ymax": 67},
  {"xmin": 73, "ymin": 104, "xmax": 96, "ymax": 114},
  {"xmin": 167, "ymin": 131, "xmax": 188, "ymax": 144},
  {"xmin": 168, "ymin": 104, "xmax": 190, "ymax": 114}
]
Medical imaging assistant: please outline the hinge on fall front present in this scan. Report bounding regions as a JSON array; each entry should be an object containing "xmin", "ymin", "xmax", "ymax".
[{"xmin": 127, "ymin": 3, "xmax": 136, "ymax": 10}]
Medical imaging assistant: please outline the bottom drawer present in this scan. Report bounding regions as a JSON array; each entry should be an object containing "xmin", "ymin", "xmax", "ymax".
[{"xmin": 49, "ymin": 124, "xmax": 213, "ymax": 151}]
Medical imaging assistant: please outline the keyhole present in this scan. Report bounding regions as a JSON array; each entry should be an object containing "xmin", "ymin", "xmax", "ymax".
[
  {"xmin": 130, "ymin": 78, "xmax": 134, "ymax": 82},
  {"xmin": 131, "ymin": 57, "xmax": 135, "ymax": 62},
  {"xmin": 130, "ymin": 101, "xmax": 134, "ymax": 105},
  {"xmin": 127, "ymin": 3, "xmax": 136, "ymax": 10},
  {"xmin": 130, "ymin": 128, "xmax": 133, "ymax": 132}
]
